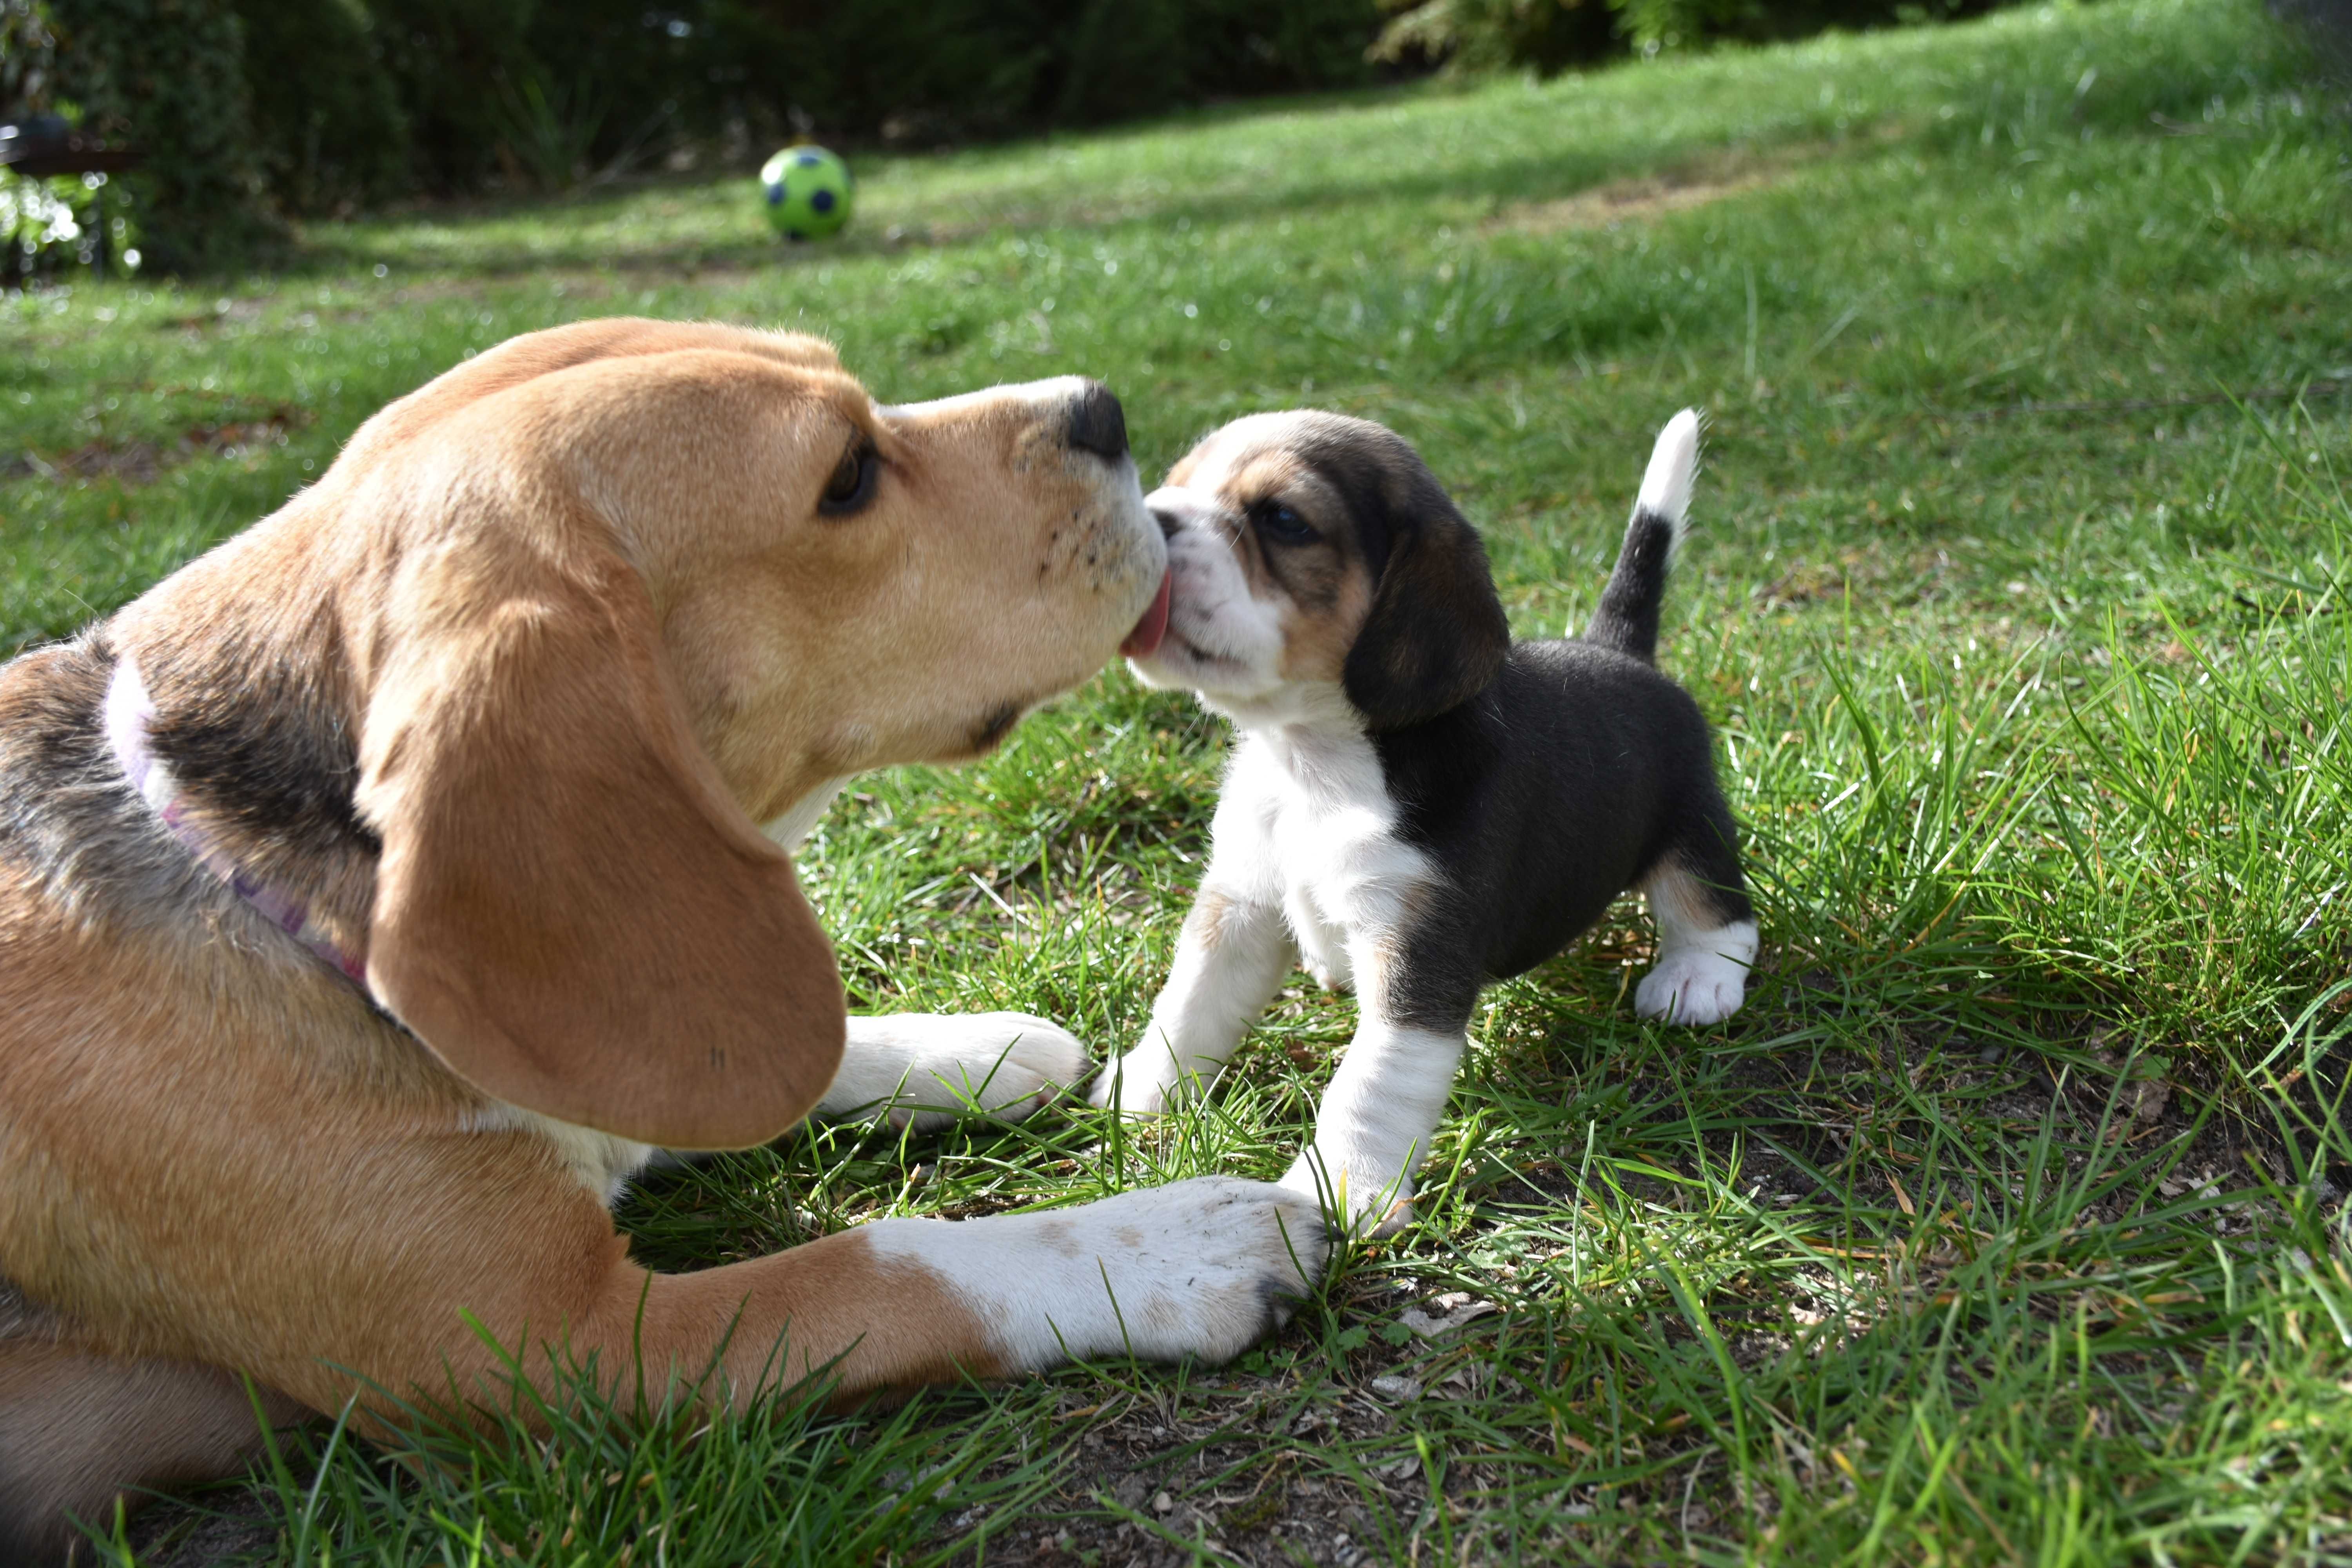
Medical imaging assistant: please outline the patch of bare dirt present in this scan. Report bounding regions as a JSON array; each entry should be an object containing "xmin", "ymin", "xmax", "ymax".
[
  {"xmin": 125, "ymin": 1487, "xmax": 280, "ymax": 1567},
  {"xmin": 5, "ymin": 411, "xmax": 307, "ymax": 486},
  {"xmin": 1483, "ymin": 127, "xmax": 1915, "ymax": 239},
  {"xmin": 1483, "ymin": 148, "xmax": 1800, "ymax": 238},
  {"xmin": 953, "ymin": 1361, "xmax": 1483, "ymax": 1566}
]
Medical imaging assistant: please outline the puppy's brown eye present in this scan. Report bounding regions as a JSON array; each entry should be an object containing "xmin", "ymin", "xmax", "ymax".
[
  {"xmin": 820, "ymin": 443, "xmax": 880, "ymax": 515},
  {"xmin": 1251, "ymin": 501, "xmax": 1317, "ymax": 546}
]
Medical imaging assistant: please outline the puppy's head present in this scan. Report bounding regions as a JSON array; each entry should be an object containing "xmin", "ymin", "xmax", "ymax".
[{"xmin": 1129, "ymin": 411, "xmax": 1507, "ymax": 730}]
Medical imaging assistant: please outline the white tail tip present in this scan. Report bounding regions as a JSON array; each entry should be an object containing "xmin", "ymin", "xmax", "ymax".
[{"xmin": 1636, "ymin": 408, "xmax": 1702, "ymax": 525}]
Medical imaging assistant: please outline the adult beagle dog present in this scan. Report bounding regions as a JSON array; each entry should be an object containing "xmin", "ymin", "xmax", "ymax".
[
  {"xmin": 1090, "ymin": 410, "xmax": 1756, "ymax": 1231},
  {"xmin": 0, "ymin": 319, "xmax": 1322, "ymax": 1561}
]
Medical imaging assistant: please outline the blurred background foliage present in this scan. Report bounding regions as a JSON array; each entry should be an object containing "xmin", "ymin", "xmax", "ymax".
[
  {"xmin": 1375, "ymin": 0, "xmax": 2005, "ymax": 72},
  {"xmin": 0, "ymin": 0, "xmax": 2333, "ymax": 279}
]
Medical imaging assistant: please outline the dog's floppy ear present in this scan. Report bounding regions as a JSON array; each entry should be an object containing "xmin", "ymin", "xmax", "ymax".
[
  {"xmin": 357, "ymin": 537, "xmax": 845, "ymax": 1151},
  {"xmin": 1342, "ymin": 495, "xmax": 1510, "ymax": 731}
]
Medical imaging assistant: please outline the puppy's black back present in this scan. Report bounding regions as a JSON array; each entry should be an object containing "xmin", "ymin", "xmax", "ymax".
[{"xmin": 1370, "ymin": 639, "xmax": 1748, "ymax": 1032}]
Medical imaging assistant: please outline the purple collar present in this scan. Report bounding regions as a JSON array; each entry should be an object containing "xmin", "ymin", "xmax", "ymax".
[{"xmin": 103, "ymin": 657, "xmax": 371, "ymax": 985}]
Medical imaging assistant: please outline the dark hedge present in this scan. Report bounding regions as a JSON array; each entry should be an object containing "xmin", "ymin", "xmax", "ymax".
[
  {"xmin": 38, "ymin": 0, "xmax": 284, "ymax": 270},
  {"xmin": 1375, "ymin": 0, "xmax": 2023, "ymax": 76},
  {"xmin": 0, "ymin": 0, "xmax": 2179, "ymax": 277}
]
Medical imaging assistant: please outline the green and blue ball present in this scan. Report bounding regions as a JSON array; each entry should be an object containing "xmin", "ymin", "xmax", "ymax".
[{"xmin": 760, "ymin": 145, "xmax": 853, "ymax": 241}]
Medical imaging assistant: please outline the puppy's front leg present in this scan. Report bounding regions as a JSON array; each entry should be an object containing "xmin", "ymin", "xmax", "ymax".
[
  {"xmin": 816, "ymin": 1012, "xmax": 1089, "ymax": 1130},
  {"xmin": 1279, "ymin": 1016, "xmax": 1465, "ymax": 1237},
  {"xmin": 1089, "ymin": 886, "xmax": 1295, "ymax": 1116},
  {"xmin": 1280, "ymin": 935, "xmax": 1471, "ymax": 1236},
  {"xmin": 0, "ymin": 1339, "xmax": 311, "ymax": 1566}
]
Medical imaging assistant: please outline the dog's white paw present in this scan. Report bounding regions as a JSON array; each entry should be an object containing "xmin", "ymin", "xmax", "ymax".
[
  {"xmin": 869, "ymin": 1177, "xmax": 1328, "ymax": 1369},
  {"xmin": 1635, "ymin": 948, "xmax": 1749, "ymax": 1025},
  {"xmin": 1069, "ymin": 1178, "xmax": 1328, "ymax": 1362},
  {"xmin": 818, "ymin": 1012, "xmax": 1088, "ymax": 1130}
]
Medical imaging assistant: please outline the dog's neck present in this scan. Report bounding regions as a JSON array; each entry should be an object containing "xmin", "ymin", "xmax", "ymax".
[{"xmin": 102, "ymin": 655, "xmax": 372, "ymax": 985}]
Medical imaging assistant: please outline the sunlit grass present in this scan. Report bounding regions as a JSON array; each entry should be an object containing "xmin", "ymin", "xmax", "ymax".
[{"xmin": 5, "ymin": 0, "xmax": 2351, "ymax": 1562}]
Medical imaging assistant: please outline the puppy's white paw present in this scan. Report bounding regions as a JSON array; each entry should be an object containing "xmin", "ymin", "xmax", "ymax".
[
  {"xmin": 1635, "ymin": 949, "xmax": 1749, "ymax": 1026},
  {"xmin": 1279, "ymin": 1147, "xmax": 1416, "ymax": 1238},
  {"xmin": 1304, "ymin": 962, "xmax": 1353, "ymax": 994},
  {"xmin": 869, "ymin": 1177, "xmax": 1329, "ymax": 1369},
  {"xmin": 1085, "ymin": 1045, "xmax": 1205, "ymax": 1116},
  {"xmin": 819, "ymin": 1012, "xmax": 1089, "ymax": 1130}
]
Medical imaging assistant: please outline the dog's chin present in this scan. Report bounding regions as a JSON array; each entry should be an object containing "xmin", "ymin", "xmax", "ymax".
[{"xmin": 965, "ymin": 700, "xmax": 1027, "ymax": 755}]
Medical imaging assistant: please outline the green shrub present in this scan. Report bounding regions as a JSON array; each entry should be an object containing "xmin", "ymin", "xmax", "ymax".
[
  {"xmin": 0, "ymin": 163, "xmax": 128, "ymax": 288},
  {"xmin": 1376, "ymin": 0, "xmax": 1622, "ymax": 74},
  {"xmin": 651, "ymin": 0, "xmax": 1381, "ymax": 149},
  {"xmin": 364, "ymin": 0, "xmax": 534, "ymax": 193},
  {"xmin": 1376, "ymin": 0, "xmax": 2011, "ymax": 73},
  {"xmin": 2273, "ymin": 0, "xmax": 2352, "ymax": 79},
  {"xmin": 15, "ymin": 0, "xmax": 1389, "ymax": 238},
  {"xmin": 230, "ymin": 0, "xmax": 409, "ymax": 214},
  {"xmin": 0, "ymin": 0, "xmax": 100, "ymax": 284},
  {"xmin": 43, "ymin": 0, "xmax": 282, "ymax": 270},
  {"xmin": 1, "ymin": 0, "xmax": 56, "ymax": 120}
]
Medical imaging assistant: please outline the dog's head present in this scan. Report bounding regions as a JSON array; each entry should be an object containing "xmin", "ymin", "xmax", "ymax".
[
  {"xmin": 1128, "ymin": 411, "xmax": 1507, "ymax": 730},
  {"xmin": 332, "ymin": 319, "xmax": 1164, "ymax": 804},
  {"xmin": 120, "ymin": 319, "xmax": 1164, "ymax": 1148}
]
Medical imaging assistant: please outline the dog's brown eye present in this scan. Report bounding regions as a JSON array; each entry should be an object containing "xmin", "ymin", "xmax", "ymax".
[
  {"xmin": 820, "ymin": 442, "xmax": 880, "ymax": 516},
  {"xmin": 1251, "ymin": 501, "xmax": 1318, "ymax": 546}
]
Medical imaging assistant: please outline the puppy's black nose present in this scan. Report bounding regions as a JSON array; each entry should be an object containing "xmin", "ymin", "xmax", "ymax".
[
  {"xmin": 1151, "ymin": 506, "xmax": 1181, "ymax": 539},
  {"xmin": 1063, "ymin": 381, "xmax": 1129, "ymax": 462}
]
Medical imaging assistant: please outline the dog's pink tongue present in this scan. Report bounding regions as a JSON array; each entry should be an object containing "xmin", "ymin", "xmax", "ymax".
[{"xmin": 1121, "ymin": 570, "xmax": 1172, "ymax": 658}]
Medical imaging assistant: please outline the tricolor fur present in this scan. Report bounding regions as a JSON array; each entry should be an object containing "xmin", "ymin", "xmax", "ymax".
[{"xmin": 1091, "ymin": 409, "xmax": 1757, "ymax": 1232}]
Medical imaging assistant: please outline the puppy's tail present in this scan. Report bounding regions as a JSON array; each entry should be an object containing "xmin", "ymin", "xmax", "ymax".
[{"xmin": 1581, "ymin": 408, "xmax": 1700, "ymax": 664}]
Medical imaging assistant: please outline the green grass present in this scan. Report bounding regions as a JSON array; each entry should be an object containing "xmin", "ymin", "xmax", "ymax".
[{"xmin": 7, "ymin": 0, "xmax": 2352, "ymax": 1561}]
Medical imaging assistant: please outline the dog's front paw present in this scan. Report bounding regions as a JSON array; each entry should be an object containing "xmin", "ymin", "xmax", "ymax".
[
  {"xmin": 862, "ymin": 1177, "xmax": 1328, "ymax": 1373},
  {"xmin": 820, "ymin": 1012, "xmax": 1089, "ymax": 1130},
  {"xmin": 1635, "ymin": 949, "xmax": 1749, "ymax": 1026},
  {"xmin": 1069, "ymin": 1177, "xmax": 1329, "ymax": 1361}
]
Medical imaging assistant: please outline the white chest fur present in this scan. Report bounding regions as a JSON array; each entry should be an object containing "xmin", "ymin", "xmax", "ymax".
[
  {"xmin": 457, "ymin": 1102, "xmax": 656, "ymax": 1207},
  {"xmin": 1220, "ymin": 722, "xmax": 1434, "ymax": 998},
  {"xmin": 1096, "ymin": 711, "xmax": 1457, "ymax": 1230}
]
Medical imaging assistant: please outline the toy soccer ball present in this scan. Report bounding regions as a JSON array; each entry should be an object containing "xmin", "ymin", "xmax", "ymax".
[{"xmin": 760, "ymin": 145, "xmax": 853, "ymax": 241}]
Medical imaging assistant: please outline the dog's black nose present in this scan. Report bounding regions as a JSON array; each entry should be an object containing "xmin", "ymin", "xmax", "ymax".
[
  {"xmin": 1064, "ymin": 381, "xmax": 1129, "ymax": 462},
  {"xmin": 1150, "ymin": 506, "xmax": 1181, "ymax": 539}
]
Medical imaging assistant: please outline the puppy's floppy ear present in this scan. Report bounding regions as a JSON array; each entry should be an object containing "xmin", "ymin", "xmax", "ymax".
[
  {"xmin": 1342, "ymin": 497, "xmax": 1510, "ymax": 730},
  {"xmin": 357, "ymin": 533, "xmax": 845, "ymax": 1151}
]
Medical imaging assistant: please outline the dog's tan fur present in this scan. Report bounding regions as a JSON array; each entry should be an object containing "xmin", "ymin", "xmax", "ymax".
[{"xmin": 0, "ymin": 320, "xmax": 1235, "ymax": 1560}]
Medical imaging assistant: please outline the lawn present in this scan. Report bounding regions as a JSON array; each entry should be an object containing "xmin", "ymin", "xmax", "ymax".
[{"xmin": 5, "ymin": 0, "xmax": 2351, "ymax": 1562}]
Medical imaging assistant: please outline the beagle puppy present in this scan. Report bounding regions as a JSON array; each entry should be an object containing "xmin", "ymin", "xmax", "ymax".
[
  {"xmin": 1089, "ymin": 410, "xmax": 1756, "ymax": 1232},
  {"xmin": 0, "ymin": 319, "xmax": 1321, "ymax": 1561}
]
